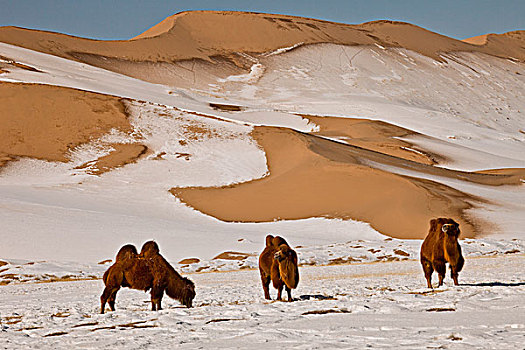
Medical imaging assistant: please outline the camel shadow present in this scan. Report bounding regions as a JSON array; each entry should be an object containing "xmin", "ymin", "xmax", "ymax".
[
  {"xmin": 461, "ymin": 281, "xmax": 525, "ymax": 287},
  {"xmin": 299, "ymin": 294, "xmax": 337, "ymax": 301}
]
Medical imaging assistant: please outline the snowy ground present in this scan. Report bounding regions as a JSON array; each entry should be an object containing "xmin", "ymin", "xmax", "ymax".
[{"xmin": 1, "ymin": 255, "xmax": 523, "ymax": 349}]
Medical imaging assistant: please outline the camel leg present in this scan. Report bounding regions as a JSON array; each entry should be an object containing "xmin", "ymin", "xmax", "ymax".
[
  {"xmin": 276, "ymin": 283, "xmax": 283, "ymax": 301},
  {"xmin": 100, "ymin": 289, "xmax": 108, "ymax": 314},
  {"xmin": 101, "ymin": 286, "xmax": 119, "ymax": 314},
  {"xmin": 451, "ymin": 255, "xmax": 465, "ymax": 286},
  {"xmin": 156, "ymin": 291, "xmax": 164, "ymax": 311},
  {"xmin": 421, "ymin": 257, "xmax": 434, "ymax": 289},
  {"xmin": 150, "ymin": 297, "xmax": 157, "ymax": 311},
  {"xmin": 108, "ymin": 289, "xmax": 118, "ymax": 311},
  {"xmin": 150, "ymin": 285, "xmax": 163, "ymax": 311},
  {"xmin": 285, "ymin": 286, "xmax": 293, "ymax": 302},
  {"xmin": 433, "ymin": 261, "xmax": 446, "ymax": 287},
  {"xmin": 450, "ymin": 267, "xmax": 460, "ymax": 286},
  {"xmin": 260, "ymin": 269, "xmax": 271, "ymax": 300}
]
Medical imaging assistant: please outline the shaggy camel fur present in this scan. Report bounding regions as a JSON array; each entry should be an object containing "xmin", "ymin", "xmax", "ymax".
[
  {"xmin": 102, "ymin": 244, "xmax": 138, "ymax": 286},
  {"xmin": 259, "ymin": 235, "xmax": 299, "ymax": 301},
  {"xmin": 420, "ymin": 218, "xmax": 465, "ymax": 288},
  {"xmin": 100, "ymin": 241, "xmax": 195, "ymax": 313},
  {"xmin": 140, "ymin": 240, "xmax": 159, "ymax": 258},
  {"xmin": 115, "ymin": 244, "xmax": 138, "ymax": 261}
]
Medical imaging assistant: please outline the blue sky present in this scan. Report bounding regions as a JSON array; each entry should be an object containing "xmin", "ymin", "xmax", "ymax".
[{"xmin": 1, "ymin": 0, "xmax": 523, "ymax": 40}]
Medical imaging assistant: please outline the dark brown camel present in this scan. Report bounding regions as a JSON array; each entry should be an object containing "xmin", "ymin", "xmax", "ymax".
[
  {"xmin": 259, "ymin": 235, "xmax": 299, "ymax": 301},
  {"xmin": 100, "ymin": 241, "xmax": 195, "ymax": 313},
  {"xmin": 420, "ymin": 218, "xmax": 465, "ymax": 288}
]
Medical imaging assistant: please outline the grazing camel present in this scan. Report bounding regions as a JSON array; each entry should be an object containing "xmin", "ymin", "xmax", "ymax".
[{"xmin": 100, "ymin": 241, "xmax": 195, "ymax": 313}]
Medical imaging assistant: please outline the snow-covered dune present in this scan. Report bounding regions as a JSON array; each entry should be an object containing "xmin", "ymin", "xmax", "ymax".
[
  {"xmin": 1, "ymin": 10, "xmax": 524, "ymax": 349},
  {"xmin": 1, "ymin": 28, "xmax": 524, "ymax": 262}
]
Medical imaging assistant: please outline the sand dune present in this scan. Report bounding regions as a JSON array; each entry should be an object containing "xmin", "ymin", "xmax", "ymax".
[
  {"xmin": 0, "ymin": 11, "xmax": 523, "ymax": 76},
  {"xmin": 463, "ymin": 31, "xmax": 525, "ymax": 60},
  {"xmin": 302, "ymin": 115, "xmax": 438, "ymax": 165},
  {"xmin": 463, "ymin": 34, "xmax": 489, "ymax": 45},
  {"xmin": 1, "ymin": 11, "xmax": 523, "ymax": 243},
  {"xmin": 171, "ymin": 118, "xmax": 525, "ymax": 238},
  {"xmin": 172, "ymin": 126, "xmax": 480, "ymax": 239},
  {"xmin": 0, "ymin": 82, "xmax": 131, "ymax": 166}
]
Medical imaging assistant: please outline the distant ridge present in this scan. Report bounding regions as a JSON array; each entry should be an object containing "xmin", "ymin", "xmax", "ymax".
[
  {"xmin": 0, "ymin": 11, "xmax": 524, "ymax": 65},
  {"xmin": 462, "ymin": 31, "xmax": 525, "ymax": 60}
]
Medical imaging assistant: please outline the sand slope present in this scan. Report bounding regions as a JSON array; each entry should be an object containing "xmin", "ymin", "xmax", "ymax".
[
  {"xmin": 302, "ymin": 115, "xmax": 438, "ymax": 165},
  {"xmin": 0, "ymin": 82, "xmax": 131, "ymax": 164},
  {"xmin": 172, "ymin": 126, "xmax": 479, "ymax": 239},
  {"xmin": 0, "ymin": 11, "xmax": 523, "ymax": 70},
  {"xmin": 463, "ymin": 30, "xmax": 525, "ymax": 60}
]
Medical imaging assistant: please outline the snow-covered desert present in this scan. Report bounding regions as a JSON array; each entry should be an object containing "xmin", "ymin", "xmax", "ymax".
[{"xmin": 0, "ymin": 11, "xmax": 524, "ymax": 349}]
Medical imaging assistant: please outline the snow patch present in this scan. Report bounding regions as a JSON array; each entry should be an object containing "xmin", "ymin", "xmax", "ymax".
[{"xmin": 217, "ymin": 63, "xmax": 265, "ymax": 84}]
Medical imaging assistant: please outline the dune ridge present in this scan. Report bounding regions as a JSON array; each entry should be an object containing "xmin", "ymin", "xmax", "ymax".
[
  {"xmin": 462, "ymin": 30, "xmax": 524, "ymax": 59},
  {"xmin": 0, "ymin": 11, "xmax": 523, "ymax": 71}
]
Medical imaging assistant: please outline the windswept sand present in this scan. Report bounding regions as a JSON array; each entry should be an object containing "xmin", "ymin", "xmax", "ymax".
[
  {"xmin": 462, "ymin": 31, "xmax": 525, "ymax": 60},
  {"xmin": 0, "ymin": 82, "xmax": 131, "ymax": 166},
  {"xmin": 302, "ymin": 115, "xmax": 438, "ymax": 165},
  {"xmin": 0, "ymin": 12, "xmax": 523, "ymax": 87},
  {"xmin": 463, "ymin": 34, "xmax": 489, "ymax": 46},
  {"xmin": 1, "ymin": 12, "xmax": 523, "ymax": 242},
  {"xmin": 171, "ymin": 126, "xmax": 479, "ymax": 239},
  {"xmin": 74, "ymin": 143, "xmax": 148, "ymax": 175}
]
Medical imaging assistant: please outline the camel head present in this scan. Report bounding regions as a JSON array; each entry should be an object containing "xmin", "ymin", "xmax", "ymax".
[
  {"xmin": 182, "ymin": 278, "xmax": 196, "ymax": 308},
  {"xmin": 274, "ymin": 244, "xmax": 295, "ymax": 262},
  {"xmin": 441, "ymin": 222, "xmax": 460, "ymax": 238}
]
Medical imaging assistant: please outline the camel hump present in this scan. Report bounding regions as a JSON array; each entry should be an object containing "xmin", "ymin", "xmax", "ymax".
[
  {"xmin": 272, "ymin": 236, "xmax": 288, "ymax": 248},
  {"xmin": 433, "ymin": 217, "xmax": 459, "ymax": 227},
  {"xmin": 265, "ymin": 235, "xmax": 275, "ymax": 247},
  {"xmin": 115, "ymin": 244, "xmax": 138, "ymax": 262},
  {"xmin": 140, "ymin": 240, "xmax": 160, "ymax": 258}
]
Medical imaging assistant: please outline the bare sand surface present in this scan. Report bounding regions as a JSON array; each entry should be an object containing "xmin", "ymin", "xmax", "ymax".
[
  {"xmin": 302, "ymin": 115, "xmax": 438, "ymax": 165},
  {"xmin": 212, "ymin": 252, "xmax": 254, "ymax": 261},
  {"xmin": 171, "ymin": 120, "xmax": 525, "ymax": 239},
  {"xmin": 172, "ymin": 126, "xmax": 479, "ymax": 239},
  {"xmin": 463, "ymin": 35, "xmax": 489, "ymax": 46},
  {"xmin": 463, "ymin": 31, "xmax": 525, "ymax": 60},
  {"xmin": 0, "ymin": 12, "xmax": 523, "ymax": 86},
  {"xmin": 475, "ymin": 168, "xmax": 525, "ymax": 179},
  {"xmin": 0, "ymin": 82, "xmax": 131, "ymax": 166},
  {"xmin": 306, "ymin": 131, "xmax": 525, "ymax": 187},
  {"xmin": 2, "ymin": 82, "xmax": 522, "ymax": 240},
  {"xmin": 74, "ymin": 143, "xmax": 148, "ymax": 175}
]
